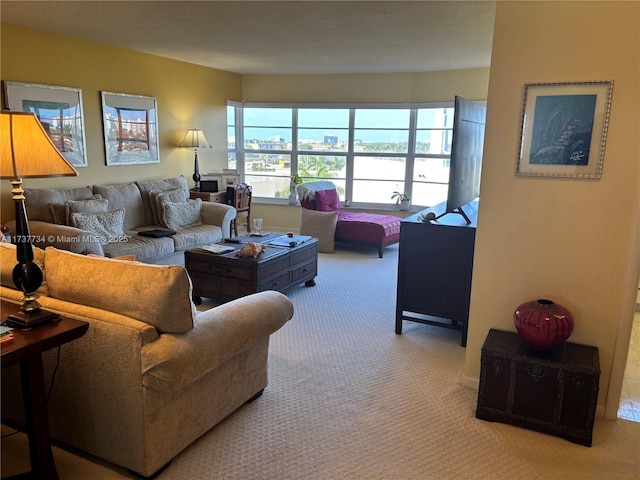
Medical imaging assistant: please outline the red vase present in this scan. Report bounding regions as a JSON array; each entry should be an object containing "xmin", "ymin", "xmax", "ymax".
[{"xmin": 514, "ymin": 299, "xmax": 574, "ymax": 351}]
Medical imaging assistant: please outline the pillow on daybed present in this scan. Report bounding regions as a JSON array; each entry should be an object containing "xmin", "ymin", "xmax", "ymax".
[
  {"xmin": 44, "ymin": 247, "xmax": 196, "ymax": 333},
  {"xmin": 70, "ymin": 208, "xmax": 126, "ymax": 245},
  {"xmin": 315, "ymin": 189, "xmax": 341, "ymax": 212},
  {"xmin": 299, "ymin": 208, "xmax": 338, "ymax": 253},
  {"xmin": 160, "ymin": 198, "xmax": 202, "ymax": 230}
]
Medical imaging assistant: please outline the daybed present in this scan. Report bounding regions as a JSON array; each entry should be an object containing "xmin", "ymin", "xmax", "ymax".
[
  {"xmin": 0, "ymin": 243, "xmax": 294, "ymax": 477},
  {"xmin": 296, "ymin": 181, "xmax": 401, "ymax": 257},
  {"xmin": 5, "ymin": 175, "xmax": 236, "ymax": 265}
]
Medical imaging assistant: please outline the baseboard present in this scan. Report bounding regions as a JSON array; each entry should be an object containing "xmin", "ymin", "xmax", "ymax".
[{"xmin": 460, "ymin": 374, "xmax": 479, "ymax": 390}]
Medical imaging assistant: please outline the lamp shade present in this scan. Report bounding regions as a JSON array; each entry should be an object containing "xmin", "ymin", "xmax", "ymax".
[
  {"xmin": 179, "ymin": 129, "xmax": 212, "ymax": 149},
  {"xmin": 1, "ymin": 111, "xmax": 78, "ymax": 179}
]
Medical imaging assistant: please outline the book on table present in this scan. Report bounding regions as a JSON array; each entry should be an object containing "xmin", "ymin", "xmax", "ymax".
[
  {"xmin": 0, "ymin": 325, "xmax": 14, "ymax": 343},
  {"xmin": 268, "ymin": 235, "xmax": 313, "ymax": 247},
  {"xmin": 198, "ymin": 244, "xmax": 236, "ymax": 254}
]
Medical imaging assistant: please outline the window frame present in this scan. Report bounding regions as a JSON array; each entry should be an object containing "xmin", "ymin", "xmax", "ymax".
[{"xmin": 227, "ymin": 101, "xmax": 457, "ymax": 210}]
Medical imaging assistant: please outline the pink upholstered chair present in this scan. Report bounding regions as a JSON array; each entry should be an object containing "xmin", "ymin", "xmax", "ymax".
[{"xmin": 296, "ymin": 181, "xmax": 401, "ymax": 258}]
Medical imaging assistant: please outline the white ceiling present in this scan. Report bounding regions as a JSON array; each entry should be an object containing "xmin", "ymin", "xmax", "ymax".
[{"xmin": 1, "ymin": 1, "xmax": 496, "ymax": 75}]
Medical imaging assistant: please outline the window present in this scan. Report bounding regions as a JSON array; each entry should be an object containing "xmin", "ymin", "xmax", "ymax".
[{"xmin": 227, "ymin": 102, "xmax": 456, "ymax": 209}]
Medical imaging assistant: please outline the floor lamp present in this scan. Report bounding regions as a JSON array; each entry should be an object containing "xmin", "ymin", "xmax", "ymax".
[
  {"xmin": 1, "ymin": 111, "xmax": 78, "ymax": 327},
  {"xmin": 179, "ymin": 128, "xmax": 212, "ymax": 191}
]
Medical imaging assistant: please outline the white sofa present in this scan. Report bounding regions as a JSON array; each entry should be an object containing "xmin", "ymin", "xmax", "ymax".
[
  {"xmin": 7, "ymin": 175, "xmax": 236, "ymax": 265},
  {"xmin": 0, "ymin": 243, "xmax": 294, "ymax": 477}
]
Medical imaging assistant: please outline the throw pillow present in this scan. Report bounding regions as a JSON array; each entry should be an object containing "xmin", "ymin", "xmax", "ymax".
[
  {"xmin": 70, "ymin": 208, "xmax": 126, "ymax": 245},
  {"xmin": 299, "ymin": 208, "xmax": 338, "ymax": 253},
  {"xmin": 315, "ymin": 189, "xmax": 341, "ymax": 212},
  {"xmin": 160, "ymin": 198, "xmax": 202, "ymax": 230},
  {"xmin": 49, "ymin": 194, "xmax": 104, "ymax": 225},
  {"xmin": 66, "ymin": 197, "xmax": 109, "ymax": 225},
  {"xmin": 135, "ymin": 176, "xmax": 190, "ymax": 225},
  {"xmin": 150, "ymin": 188, "xmax": 186, "ymax": 226}
]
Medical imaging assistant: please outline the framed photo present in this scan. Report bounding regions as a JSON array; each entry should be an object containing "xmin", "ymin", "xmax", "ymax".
[
  {"xmin": 3, "ymin": 81, "xmax": 88, "ymax": 167},
  {"xmin": 222, "ymin": 174, "xmax": 240, "ymax": 187},
  {"xmin": 101, "ymin": 91, "xmax": 159, "ymax": 166},
  {"xmin": 516, "ymin": 80, "xmax": 613, "ymax": 179}
]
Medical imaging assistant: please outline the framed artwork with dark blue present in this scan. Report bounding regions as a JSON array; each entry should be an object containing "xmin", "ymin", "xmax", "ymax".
[{"xmin": 516, "ymin": 80, "xmax": 613, "ymax": 179}]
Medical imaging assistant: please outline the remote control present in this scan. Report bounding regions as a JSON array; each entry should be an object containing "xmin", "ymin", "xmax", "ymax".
[{"xmin": 224, "ymin": 238, "xmax": 242, "ymax": 243}]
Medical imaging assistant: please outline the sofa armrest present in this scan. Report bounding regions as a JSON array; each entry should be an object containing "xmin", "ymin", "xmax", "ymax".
[
  {"xmin": 141, "ymin": 290, "xmax": 294, "ymax": 391},
  {"xmin": 6, "ymin": 220, "xmax": 104, "ymax": 255},
  {"xmin": 199, "ymin": 202, "xmax": 236, "ymax": 239}
]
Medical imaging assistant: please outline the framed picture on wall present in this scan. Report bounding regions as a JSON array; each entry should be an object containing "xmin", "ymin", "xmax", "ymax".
[
  {"xmin": 101, "ymin": 91, "xmax": 159, "ymax": 166},
  {"xmin": 3, "ymin": 81, "xmax": 88, "ymax": 167},
  {"xmin": 516, "ymin": 80, "xmax": 613, "ymax": 179}
]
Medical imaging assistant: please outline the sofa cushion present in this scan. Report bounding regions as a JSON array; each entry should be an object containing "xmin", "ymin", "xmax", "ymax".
[
  {"xmin": 25, "ymin": 186, "xmax": 94, "ymax": 222},
  {"xmin": 102, "ymin": 234, "xmax": 175, "ymax": 262},
  {"xmin": 150, "ymin": 188, "xmax": 186, "ymax": 226},
  {"xmin": 93, "ymin": 182, "xmax": 146, "ymax": 232},
  {"xmin": 315, "ymin": 189, "xmax": 341, "ymax": 212},
  {"xmin": 136, "ymin": 176, "xmax": 190, "ymax": 225},
  {"xmin": 0, "ymin": 242, "xmax": 49, "ymax": 296},
  {"xmin": 299, "ymin": 208, "xmax": 338, "ymax": 253},
  {"xmin": 160, "ymin": 198, "xmax": 202, "ymax": 230},
  {"xmin": 171, "ymin": 223, "xmax": 222, "ymax": 252},
  {"xmin": 45, "ymin": 247, "xmax": 196, "ymax": 333},
  {"xmin": 70, "ymin": 208, "xmax": 126, "ymax": 245}
]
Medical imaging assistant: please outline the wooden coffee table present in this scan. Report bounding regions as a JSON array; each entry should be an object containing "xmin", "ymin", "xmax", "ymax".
[{"xmin": 185, "ymin": 233, "xmax": 318, "ymax": 304}]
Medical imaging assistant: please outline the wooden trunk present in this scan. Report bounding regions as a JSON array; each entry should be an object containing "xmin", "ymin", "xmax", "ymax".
[{"xmin": 476, "ymin": 329, "xmax": 600, "ymax": 446}]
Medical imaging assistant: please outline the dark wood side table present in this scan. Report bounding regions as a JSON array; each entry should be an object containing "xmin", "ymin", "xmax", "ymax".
[
  {"xmin": 1, "ymin": 300, "xmax": 89, "ymax": 480},
  {"xmin": 189, "ymin": 189, "xmax": 226, "ymax": 203}
]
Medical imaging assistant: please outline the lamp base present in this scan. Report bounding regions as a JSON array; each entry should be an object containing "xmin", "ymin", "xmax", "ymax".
[{"xmin": 5, "ymin": 308, "xmax": 60, "ymax": 328}]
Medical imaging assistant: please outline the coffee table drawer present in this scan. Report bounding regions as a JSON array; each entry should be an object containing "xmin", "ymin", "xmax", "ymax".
[
  {"xmin": 187, "ymin": 258, "xmax": 253, "ymax": 281},
  {"xmin": 291, "ymin": 259, "xmax": 316, "ymax": 284},
  {"xmin": 290, "ymin": 241, "xmax": 318, "ymax": 265},
  {"xmin": 259, "ymin": 271, "xmax": 291, "ymax": 292}
]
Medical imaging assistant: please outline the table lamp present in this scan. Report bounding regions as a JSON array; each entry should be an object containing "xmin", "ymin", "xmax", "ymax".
[
  {"xmin": 179, "ymin": 128, "xmax": 212, "ymax": 190},
  {"xmin": 1, "ymin": 111, "xmax": 78, "ymax": 327}
]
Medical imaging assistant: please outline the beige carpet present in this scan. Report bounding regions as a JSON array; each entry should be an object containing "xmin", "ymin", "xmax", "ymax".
[{"xmin": 2, "ymin": 243, "xmax": 639, "ymax": 479}]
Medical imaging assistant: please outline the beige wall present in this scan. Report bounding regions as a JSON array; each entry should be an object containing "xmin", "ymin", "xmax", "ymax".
[
  {"xmin": 0, "ymin": 23, "xmax": 242, "ymax": 222},
  {"xmin": 464, "ymin": 1, "xmax": 640, "ymax": 416},
  {"xmin": 242, "ymin": 68, "xmax": 490, "ymax": 230},
  {"xmin": 241, "ymin": 69, "xmax": 490, "ymax": 104}
]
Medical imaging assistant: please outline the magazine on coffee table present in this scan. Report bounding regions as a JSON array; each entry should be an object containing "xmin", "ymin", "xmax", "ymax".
[
  {"xmin": 268, "ymin": 235, "xmax": 313, "ymax": 247},
  {"xmin": 198, "ymin": 244, "xmax": 236, "ymax": 254}
]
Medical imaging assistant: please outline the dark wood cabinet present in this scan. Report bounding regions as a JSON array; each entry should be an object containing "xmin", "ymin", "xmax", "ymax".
[
  {"xmin": 395, "ymin": 200, "xmax": 477, "ymax": 346},
  {"xmin": 476, "ymin": 329, "xmax": 600, "ymax": 446}
]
